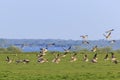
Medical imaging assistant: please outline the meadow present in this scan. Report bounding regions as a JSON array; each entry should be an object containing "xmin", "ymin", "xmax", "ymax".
[{"xmin": 0, "ymin": 51, "xmax": 120, "ymax": 80}]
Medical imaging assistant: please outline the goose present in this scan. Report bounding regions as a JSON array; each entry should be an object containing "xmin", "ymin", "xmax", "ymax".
[
  {"xmin": 113, "ymin": 60, "xmax": 118, "ymax": 64},
  {"xmin": 80, "ymin": 35, "xmax": 88, "ymax": 40},
  {"xmin": 22, "ymin": 59, "xmax": 30, "ymax": 64},
  {"xmin": 104, "ymin": 54, "xmax": 109, "ymax": 61},
  {"xmin": 52, "ymin": 54, "xmax": 61, "ymax": 64},
  {"xmin": 48, "ymin": 43, "xmax": 55, "ymax": 46},
  {"xmin": 91, "ymin": 53, "xmax": 98, "ymax": 63},
  {"xmin": 91, "ymin": 45, "xmax": 97, "ymax": 52},
  {"xmin": 70, "ymin": 53, "xmax": 77, "ymax": 62},
  {"xmin": 62, "ymin": 46, "xmax": 71, "ymax": 57},
  {"xmin": 83, "ymin": 54, "xmax": 89, "ymax": 62},
  {"xmin": 38, "ymin": 54, "xmax": 48, "ymax": 63},
  {"xmin": 110, "ymin": 52, "xmax": 119, "ymax": 64},
  {"xmin": 103, "ymin": 32, "xmax": 111, "ymax": 40},
  {"xmin": 6, "ymin": 56, "xmax": 12, "ymax": 64},
  {"xmin": 111, "ymin": 52, "xmax": 116, "ymax": 61},
  {"xmin": 105, "ymin": 29, "xmax": 114, "ymax": 33},
  {"xmin": 82, "ymin": 40, "xmax": 89, "ymax": 44},
  {"xmin": 63, "ymin": 46, "xmax": 71, "ymax": 52},
  {"xmin": 109, "ymin": 40, "xmax": 116, "ymax": 44}
]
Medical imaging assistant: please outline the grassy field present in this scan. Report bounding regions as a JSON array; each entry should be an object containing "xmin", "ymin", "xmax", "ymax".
[{"xmin": 0, "ymin": 52, "xmax": 120, "ymax": 80}]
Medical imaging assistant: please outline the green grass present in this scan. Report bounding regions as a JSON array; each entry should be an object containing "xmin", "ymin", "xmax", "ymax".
[{"xmin": 0, "ymin": 52, "xmax": 120, "ymax": 80}]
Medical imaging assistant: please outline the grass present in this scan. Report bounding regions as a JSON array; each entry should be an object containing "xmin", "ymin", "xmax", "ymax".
[{"xmin": 0, "ymin": 52, "xmax": 120, "ymax": 80}]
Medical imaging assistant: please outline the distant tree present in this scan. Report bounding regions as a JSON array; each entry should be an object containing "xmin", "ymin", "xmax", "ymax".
[
  {"xmin": 97, "ymin": 46, "xmax": 112, "ymax": 54},
  {"xmin": 7, "ymin": 46, "xmax": 22, "ymax": 52},
  {"xmin": 73, "ymin": 46, "xmax": 90, "ymax": 53},
  {"xmin": 115, "ymin": 49, "xmax": 120, "ymax": 53},
  {"xmin": 0, "ymin": 48, "xmax": 7, "ymax": 52}
]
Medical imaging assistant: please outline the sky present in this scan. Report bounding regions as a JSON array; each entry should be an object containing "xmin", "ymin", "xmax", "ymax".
[{"xmin": 0, "ymin": 0, "xmax": 120, "ymax": 40}]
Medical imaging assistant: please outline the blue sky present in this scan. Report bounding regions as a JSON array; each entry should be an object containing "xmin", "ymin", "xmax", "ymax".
[{"xmin": 0, "ymin": 0, "xmax": 120, "ymax": 40}]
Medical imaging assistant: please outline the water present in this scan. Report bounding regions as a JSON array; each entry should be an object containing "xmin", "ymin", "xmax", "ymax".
[{"xmin": 22, "ymin": 46, "xmax": 65, "ymax": 52}]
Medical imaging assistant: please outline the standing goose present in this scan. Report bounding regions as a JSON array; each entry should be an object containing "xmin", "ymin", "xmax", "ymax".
[
  {"xmin": 40, "ymin": 48, "xmax": 48, "ymax": 55},
  {"xmin": 83, "ymin": 54, "xmax": 89, "ymax": 62},
  {"xmin": 22, "ymin": 59, "xmax": 30, "ymax": 64},
  {"xmin": 111, "ymin": 52, "xmax": 118, "ymax": 64},
  {"xmin": 70, "ymin": 53, "xmax": 77, "ymax": 62},
  {"xmin": 91, "ymin": 45, "xmax": 97, "ymax": 52},
  {"xmin": 111, "ymin": 52, "xmax": 116, "ymax": 61},
  {"xmin": 52, "ymin": 54, "xmax": 61, "ymax": 64},
  {"xmin": 38, "ymin": 54, "xmax": 48, "ymax": 63},
  {"xmin": 91, "ymin": 53, "xmax": 98, "ymax": 63},
  {"xmin": 48, "ymin": 43, "xmax": 55, "ymax": 46},
  {"xmin": 6, "ymin": 56, "xmax": 12, "ymax": 64},
  {"xmin": 104, "ymin": 54, "xmax": 109, "ymax": 61}
]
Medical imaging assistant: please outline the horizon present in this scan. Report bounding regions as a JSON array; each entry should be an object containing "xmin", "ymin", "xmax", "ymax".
[{"xmin": 0, "ymin": 38, "xmax": 120, "ymax": 41}]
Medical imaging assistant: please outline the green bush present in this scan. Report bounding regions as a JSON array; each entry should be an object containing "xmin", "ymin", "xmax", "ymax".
[{"xmin": 7, "ymin": 46, "xmax": 22, "ymax": 53}]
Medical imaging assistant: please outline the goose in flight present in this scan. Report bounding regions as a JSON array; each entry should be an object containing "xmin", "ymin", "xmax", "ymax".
[
  {"xmin": 82, "ymin": 40, "xmax": 89, "ymax": 44},
  {"xmin": 109, "ymin": 40, "xmax": 116, "ymax": 44},
  {"xmin": 63, "ymin": 46, "xmax": 71, "ymax": 52},
  {"xmin": 80, "ymin": 35, "xmax": 89, "ymax": 44},
  {"xmin": 62, "ymin": 46, "xmax": 71, "ymax": 57},
  {"xmin": 80, "ymin": 35, "xmax": 88, "ymax": 40},
  {"xmin": 103, "ymin": 32, "xmax": 111, "ymax": 40},
  {"xmin": 105, "ymin": 29, "xmax": 114, "ymax": 33},
  {"xmin": 48, "ymin": 43, "xmax": 55, "ymax": 46}
]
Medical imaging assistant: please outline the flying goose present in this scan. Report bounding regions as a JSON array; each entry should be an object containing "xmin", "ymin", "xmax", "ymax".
[
  {"xmin": 109, "ymin": 40, "xmax": 116, "ymax": 44},
  {"xmin": 80, "ymin": 35, "xmax": 88, "ymax": 40},
  {"xmin": 103, "ymin": 32, "xmax": 111, "ymax": 40},
  {"xmin": 82, "ymin": 40, "xmax": 89, "ymax": 44},
  {"xmin": 105, "ymin": 29, "xmax": 114, "ymax": 33},
  {"xmin": 62, "ymin": 46, "xmax": 71, "ymax": 57},
  {"xmin": 48, "ymin": 43, "xmax": 55, "ymax": 46}
]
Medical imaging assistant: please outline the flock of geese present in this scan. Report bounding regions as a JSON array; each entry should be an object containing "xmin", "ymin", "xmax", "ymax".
[{"xmin": 5, "ymin": 29, "xmax": 119, "ymax": 64}]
